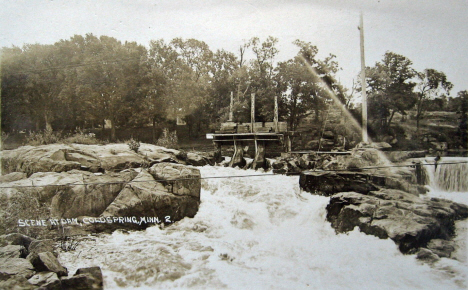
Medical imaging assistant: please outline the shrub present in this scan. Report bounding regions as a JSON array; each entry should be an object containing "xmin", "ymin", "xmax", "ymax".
[
  {"xmin": 25, "ymin": 127, "xmax": 62, "ymax": 146},
  {"xmin": 156, "ymin": 128, "xmax": 178, "ymax": 148},
  {"xmin": 63, "ymin": 128, "xmax": 101, "ymax": 145},
  {"xmin": 127, "ymin": 138, "xmax": 140, "ymax": 153},
  {"xmin": 58, "ymin": 235, "xmax": 80, "ymax": 252},
  {"xmin": 1, "ymin": 131, "xmax": 9, "ymax": 149},
  {"xmin": 56, "ymin": 225, "xmax": 80, "ymax": 252}
]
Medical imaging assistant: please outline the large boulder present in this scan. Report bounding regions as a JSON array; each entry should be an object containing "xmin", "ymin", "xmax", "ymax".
[
  {"xmin": 0, "ymin": 257, "xmax": 35, "ymax": 279},
  {"xmin": 27, "ymin": 271, "xmax": 59, "ymax": 288},
  {"xmin": 0, "ymin": 233, "xmax": 36, "ymax": 249},
  {"xmin": 385, "ymin": 151, "xmax": 426, "ymax": 162},
  {"xmin": 0, "ymin": 245, "xmax": 24, "ymax": 259},
  {"xmin": 28, "ymin": 240, "xmax": 57, "ymax": 257},
  {"xmin": 1, "ymin": 166, "xmax": 200, "ymax": 236},
  {"xmin": 2, "ymin": 144, "xmax": 83, "ymax": 176},
  {"xmin": 50, "ymin": 170, "xmax": 138, "ymax": 218},
  {"xmin": 72, "ymin": 267, "xmax": 103, "ymax": 289},
  {"xmin": 426, "ymin": 239, "xmax": 455, "ymax": 258},
  {"xmin": 100, "ymin": 164, "xmax": 200, "ymax": 230},
  {"xmin": 326, "ymin": 189, "xmax": 468, "ymax": 253},
  {"xmin": 186, "ymin": 152, "xmax": 210, "ymax": 166},
  {"xmin": 148, "ymin": 163, "xmax": 201, "ymax": 198},
  {"xmin": 27, "ymin": 252, "xmax": 68, "ymax": 277},
  {"xmin": 70, "ymin": 144, "xmax": 148, "ymax": 171},
  {"xmin": 0, "ymin": 275, "xmax": 35, "ymax": 290},
  {"xmin": 138, "ymin": 143, "xmax": 185, "ymax": 163},
  {"xmin": 0, "ymin": 169, "xmax": 138, "ymax": 219},
  {"xmin": 0, "ymin": 172, "xmax": 27, "ymax": 183},
  {"xmin": 299, "ymin": 171, "xmax": 378, "ymax": 196}
]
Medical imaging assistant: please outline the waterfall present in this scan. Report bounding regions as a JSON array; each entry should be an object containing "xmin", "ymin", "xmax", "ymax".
[{"xmin": 423, "ymin": 157, "xmax": 468, "ymax": 192}]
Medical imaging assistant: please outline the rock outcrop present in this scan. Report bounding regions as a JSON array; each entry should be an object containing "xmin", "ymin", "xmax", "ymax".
[
  {"xmin": 325, "ymin": 189, "xmax": 468, "ymax": 253},
  {"xmin": 298, "ymin": 147, "xmax": 467, "ymax": 255},
  {"xmin": 299, "ymin": 170, "xmax": 425, "ymax": 196},
  {"xmin": 299, "ymin": 171, "xmax": 378, "ymax": 196},
  {"xmin": 1, "ymin": 163, "xmax": 201, "ymax": 236},
  {"xmin": 99, "ymin": 164, "xmax": 200, "ymax": 231},
  {"xmin": 60, "ymin": 267, "xmax": 103, "ymax": 290},
  {"xmin": 27, "ymin": 252, "xmax": 68, "ymax": 277},
  {"xmin": 2, "ymin": 143, "xmax": 217, "ymax": 176}
]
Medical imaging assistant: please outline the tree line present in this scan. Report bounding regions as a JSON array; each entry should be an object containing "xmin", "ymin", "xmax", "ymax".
[{"xmin": 1, "ymin": 34, "xmax": 467, "ymax": 145}]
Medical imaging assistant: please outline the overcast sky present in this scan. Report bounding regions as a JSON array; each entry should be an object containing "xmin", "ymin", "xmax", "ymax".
[{"xmin": 1, "ymin": 0, "xmax": 467, "ymax": 95}]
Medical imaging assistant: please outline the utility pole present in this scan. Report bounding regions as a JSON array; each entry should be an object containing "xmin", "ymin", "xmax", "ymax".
[
  {"xmin": 274, "ymin": 95, "xmax": 279, "ymax": 132},
  {"xmin": 359, "ymin": 12, "xmax": 368, "ymax": 143},
  {"xmin": 251, "ymin": 93, "xmax": 255, "ymax": 133}
]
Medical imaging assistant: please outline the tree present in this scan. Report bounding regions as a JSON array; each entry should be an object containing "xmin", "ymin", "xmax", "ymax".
[
  {"xmin": 276, "ymin": 40, "xmax": 342, "ymax": 130},
  {"xmin": 205, "ymin": 49, "xmax": 239, "ymax": 122},
  {"xmin": 1, "ymin": 46, "xmax": 30, "ymax": 132},
  {"xmin": 365, "ymin": 52, "xmax": 418, "ymax": 135},
  {"xmin": 415, "ymin": 68, "xmax": 453, "ymax": 132},
  {"xmin": 2, "ymin": 43, "xmax": 71, "ymax": 132},
  {"xmin": 455, "ymin": 90, "xmax": 468, "ymax": 148},
  {"xmin": 246, "ymin": 36, "xmax": 279, "ymax": 122},
  {"xmin": 76, "ymin": 35, "xmax": 148, "ymax": 141},
  {"xmin": 149, "ymin": 38, "xmax": 214, "ymax": 122}
]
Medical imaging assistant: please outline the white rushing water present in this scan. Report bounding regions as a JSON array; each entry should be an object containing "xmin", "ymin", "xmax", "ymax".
[
  {"xmin": 60, "ymin": 166, "xmax": 468, "ymax": 289},
  {"xmin": 423, "ymin": 157, "xmax": 468, "ymax": 194}
]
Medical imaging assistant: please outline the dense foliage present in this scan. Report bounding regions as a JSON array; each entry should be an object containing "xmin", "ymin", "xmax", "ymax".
[
  {"xmin": 2, "ymin": 34, "xmax": 467, "ymax": 147},
  {"xmin": 1, "ymin": 34, "xmax": 345, "ymax": 140}
]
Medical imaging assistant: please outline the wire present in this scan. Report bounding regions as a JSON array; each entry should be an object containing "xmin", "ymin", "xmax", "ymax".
[
  {"xmin": 0, "ymin": 161, "xmax": 466, "ymax": 189},
  {"xmin": 0, "ymin": 173, "xmax": 277, "ymax": 189}
]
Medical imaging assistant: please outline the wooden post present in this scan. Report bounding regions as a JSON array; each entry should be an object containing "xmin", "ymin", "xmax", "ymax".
[
  {"xmin": 252, "ymin": 138, "xmax": 266, "ymax": 170},
  {"xmin": 229, "ymin": 139, "xmax": 246, "ymax": 168},
  {"xmin": 360, "ymin": 12, "xmax": 368, "ymax": 143},
  {"xmin": 251, "ymin": 93, "xmax": 255, "ymax": 133},
  {"xmin": 214, "ymin": 142, "xmax": 223, "ymax": 163},
  {"xmin": 274, "ymin": 95, "xmax": 279, "ymax": 132},
  {"xmin": 283, "ymin": 134, "xmax": 292, "ymax": 152},
  {"xmin": 229, "ymin": 91, "xmax": 234, "ymax": 121}
]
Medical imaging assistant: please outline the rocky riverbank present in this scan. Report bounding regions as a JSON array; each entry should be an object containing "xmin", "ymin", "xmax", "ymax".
[
  {"xmin": 0, "ymin": 233, "xmax": 103, "ymax": 289},
  {"xmin": 299, "ymin": 147, "xmax": 468, "ymax": 262},
  {"xmin": 0, "ymin": 143, "xmax": 209, "ymax": 288},
  {"xmin": 0, "ymin": 143, "xmax": 210, "ymax": 239}
]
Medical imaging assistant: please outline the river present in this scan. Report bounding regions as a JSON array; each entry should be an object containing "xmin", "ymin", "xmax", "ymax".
[{"xmin": 59, "ymin": 165, "xmax": 468, "ymax": 289}]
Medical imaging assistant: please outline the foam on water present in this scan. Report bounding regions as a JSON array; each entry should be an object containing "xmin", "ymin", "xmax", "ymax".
[{"xmin": 60, "ymin": 166, "xmax": 468, "ymax": 289}]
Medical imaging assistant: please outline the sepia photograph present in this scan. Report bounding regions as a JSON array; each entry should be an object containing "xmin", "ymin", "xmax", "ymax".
[{"xmin": 1, "ymin": 0, "xmax": 467, "ymax": 289}]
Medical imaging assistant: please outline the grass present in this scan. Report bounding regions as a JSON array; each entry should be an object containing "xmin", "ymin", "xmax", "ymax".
[
  {"xmin": 23, "ymin": 127, "xmax": 103, "ymax": 146},
  {"xmin": 0, "ymin": 188, "xmax": 51, "ymax": 238}
]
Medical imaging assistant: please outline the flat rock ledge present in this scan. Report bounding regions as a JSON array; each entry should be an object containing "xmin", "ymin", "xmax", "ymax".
[
  {"xmin": 1, "ymin": 143, "xmax": 219, "ymax": 176},
  {"xmin": 300, "ymin": 171, "xmax": 468, "ymax": 256},
  {"xmin": 325, "ymin": 190, "xmax": 468, "ymax": 254},
  {"xmin": 299, "ymin": 170, "xmax": 425, "ymax": 197}
]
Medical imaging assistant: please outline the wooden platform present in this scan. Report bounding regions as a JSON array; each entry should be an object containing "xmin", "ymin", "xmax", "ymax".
[{"xmin": 211, "ymin": 133, "xmax": 284, "ymax": 143}]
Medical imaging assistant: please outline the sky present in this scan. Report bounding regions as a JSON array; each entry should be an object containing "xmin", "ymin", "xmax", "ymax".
[{"xmin": 1, "ymin": 0, "xmax": 467, "ymax": 95}]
